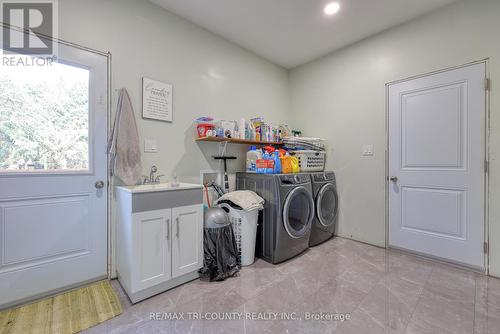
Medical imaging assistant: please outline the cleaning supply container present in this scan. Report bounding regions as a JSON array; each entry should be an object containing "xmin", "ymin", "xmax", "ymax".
[
  {"xmin": 290, "ymin": 156, "xmax": 300, "ymax": 173},
  {"xmin": 196, "ymin": 123, "xmax": 214, "ymax": 138},
  {"xmin": 280, "ymin": 155, "xmax": 293, "ymax": 173},
  {"xmin": 218, "ymin": 202, "xmax": 259, "ymax": 266},
  {"xmin": 272, "ymin": 151, "xmax": 282, "ymax": 174},
  {"xmin": 246, "ymin": 146, "xmax": 262, "ymax": 172}
]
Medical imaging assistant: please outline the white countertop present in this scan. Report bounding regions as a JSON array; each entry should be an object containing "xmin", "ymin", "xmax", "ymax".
[{"xmin": 116, "ymin": 182, "xmax": 203, "ymax": 194}]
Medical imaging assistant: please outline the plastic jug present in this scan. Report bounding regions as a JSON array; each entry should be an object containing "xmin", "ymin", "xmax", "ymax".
[
  {"xmin": 246, "ymin": 146, "xmax": 262, "ymax": 172},
  {"xmin": 272, "ymin": 151, "xmax": 281, "ymax": 174},
  {"xmin": 280, "ymin": 156, "xmax": 293, "ymax": 174},
  {"xmin": 290, "ymin": 156, "xmax": 300, "ymax": 173},
  {"xmin": 256, "ymin": 151, "xmax": 274, "ymax": 174}
]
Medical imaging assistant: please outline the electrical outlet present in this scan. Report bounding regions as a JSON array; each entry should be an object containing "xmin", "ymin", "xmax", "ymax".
[{"xmin": 200, "ymin": 170, "xmax": 220, "ymax": 186}]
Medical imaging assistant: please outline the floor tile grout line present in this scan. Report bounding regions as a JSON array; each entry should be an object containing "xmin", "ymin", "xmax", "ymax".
[
  {"xmin": 354, "ymin": 252, "xmax": 391, "ymax": 331},
  {"xmin": 400, "ymin": 263, "xmax": 435, "ymax": 334},
  {"xmin": 334, "ymin": 245, "xmax": 388, "ymax": 333},
  {"xmin": 84, "ymin": 238, "xmax": 500, "ymax": 334},
  {"xmin": 473, "ymin": 275, "xmax": 478, "ymax": 334}
]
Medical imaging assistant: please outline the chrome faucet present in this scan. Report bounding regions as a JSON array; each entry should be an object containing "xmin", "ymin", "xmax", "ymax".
[{"xmin": 143, "ymin": 165, "xmax": 164, "ymax": 184}]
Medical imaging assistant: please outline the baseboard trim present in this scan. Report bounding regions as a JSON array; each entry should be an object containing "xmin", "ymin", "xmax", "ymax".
[{"xmin": 117, "ymin": 270, "xmax": 200, "ymax": 304}]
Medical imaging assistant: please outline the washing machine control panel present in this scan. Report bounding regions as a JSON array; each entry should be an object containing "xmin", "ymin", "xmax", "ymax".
[
  {"xmin": 280, "ymin": 174, "xmax": 309, "ymax": 185},
  {"xmin": 313, "ymin": 172, "xmax": 336, "ymax": 182}
]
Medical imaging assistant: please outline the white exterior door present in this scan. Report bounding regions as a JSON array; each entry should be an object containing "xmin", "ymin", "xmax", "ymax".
[
  {"xmin": 172, "ymin": 205, "xmax": 203, "ymax": 279},
  {"xmin": 132, "ymin": 209, "xmax": 172, "ymax": 291},
  {"xmin": 0, "ymin": 42, "xmax": 108, "ymax": 308},
  {"xmin": 388, "ymin": 63, "xmax": 486, "ymax": 270}
]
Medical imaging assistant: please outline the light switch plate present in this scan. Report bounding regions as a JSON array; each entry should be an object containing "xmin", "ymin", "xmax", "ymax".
[
  {"xmin": 144, "ymin": 139, "xmax": 158, "ymax": 153},
  {"xmin": 362, "ymin": 144, "xmax": 374, "ymax": 156}
]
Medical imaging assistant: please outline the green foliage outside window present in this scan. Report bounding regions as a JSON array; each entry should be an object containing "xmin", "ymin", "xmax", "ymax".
[{"xmin": 0, "ymin": 64, "xmax": 89, "ymax": 171}]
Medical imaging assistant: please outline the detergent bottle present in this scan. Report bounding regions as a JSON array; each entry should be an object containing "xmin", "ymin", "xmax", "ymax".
[
  {"xmin": 255, "ymin": 149, "xmax": 271, "ymax": 174},
  {"xmin": 263, "ymin": 151, "xmax": 273, "ymax": 174},
  {"xmin": 272, "ymin": 151, "xmax": 282, "ymax": 174},
  {"xmin": 280, "ymin": 151, "xmax": 293, "ymax": 174},
  {"xmin": 263, "ymin": 146, "xmax": 276, "ymax": 174},
  {"xmin": 290, "ymin": 156, "xmax": 300, "ymax": 173},
  {"xmin": 246, "ymin": 146, "xmax": 262, "ymax": 172}
]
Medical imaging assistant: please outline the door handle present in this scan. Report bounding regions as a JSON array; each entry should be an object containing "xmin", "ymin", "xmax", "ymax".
[
  {"xmin": 176, "ymin": 217, "xmax": 180, "ymax": 238},
  {"xmin": 390, "ymin": 176, "xmax": 398, "ymax": 183},
  {"xmin": 166, "ymin": 219, "xmax": 170, "ymax": 240},
  {"xmin": 95, "ymin": 180, "xmax": 105, "ymax": 189}
]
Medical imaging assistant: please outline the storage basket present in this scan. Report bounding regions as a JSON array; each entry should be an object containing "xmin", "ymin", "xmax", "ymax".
[
  {"xmin": 217, "ymin": 203, "xmax": 259, "ymax": 266},
  {"xmin": 291, "ymin": 150, "xmax": 326, "ymax": 172}
]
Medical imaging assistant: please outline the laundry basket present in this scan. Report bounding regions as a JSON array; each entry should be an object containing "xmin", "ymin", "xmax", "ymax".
[
  {"xmin": 290, "ymin": 150, "xmax": 326, "ymax": 172},
  {"xmin": 217, "ymin": 202, "xmax": 259, "ymax": 266}
]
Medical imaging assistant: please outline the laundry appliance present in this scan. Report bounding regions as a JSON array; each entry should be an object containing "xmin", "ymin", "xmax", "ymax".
[
  {"xmin": 236, "ymin": 173, "xmax": 314, "ymax": 264},
  {"xmin": 309, "ymin": 171, "xmax": 339, "ymax": 246}
]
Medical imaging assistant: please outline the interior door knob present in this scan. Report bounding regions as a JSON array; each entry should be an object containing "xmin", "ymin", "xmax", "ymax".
[
  {"xmin": 390, "ymin": 176, "xmax": 398, "ymax": 183},
  {"xmin": 95, "ymin": 180, "xmax": 105, "ymax": 189}
]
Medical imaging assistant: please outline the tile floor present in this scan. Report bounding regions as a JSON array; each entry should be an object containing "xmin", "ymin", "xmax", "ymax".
[{"xmin": 83, "ymin": 237, "xmax": 500, "ymax": 333}]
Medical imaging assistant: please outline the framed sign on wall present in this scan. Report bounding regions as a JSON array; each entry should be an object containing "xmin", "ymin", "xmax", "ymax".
[{"xmin": 142, "ymin": 77, "xmax": 173, "ymax": 122}]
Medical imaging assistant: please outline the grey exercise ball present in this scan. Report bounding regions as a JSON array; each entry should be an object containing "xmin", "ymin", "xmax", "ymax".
[{"xmin": 204, "ymin": 207, "xmax": 230, "ymax": 228}]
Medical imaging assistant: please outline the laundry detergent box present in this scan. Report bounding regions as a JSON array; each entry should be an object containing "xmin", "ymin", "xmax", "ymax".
[{"xmin": 255, "ymin": 158, "xmax": 274, "ymax": 174}]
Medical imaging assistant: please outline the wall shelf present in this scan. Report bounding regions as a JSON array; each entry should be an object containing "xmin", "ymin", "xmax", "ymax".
[{"xmin": 195, "ymin": 136, "xmax": 283, "ymax": 146}]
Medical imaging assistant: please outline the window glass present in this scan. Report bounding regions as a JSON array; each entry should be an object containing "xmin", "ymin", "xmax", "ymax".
[
  {"xmin": 286, "ymin": 190, "xmax": 311, "ymax": 236},
  {"xmin": 319, "ymin": 187, "xmax": 337, "ymax": 225},
  {"xmin": 0, "ymin": 62, "xmax": 90, "ymax": 172}
]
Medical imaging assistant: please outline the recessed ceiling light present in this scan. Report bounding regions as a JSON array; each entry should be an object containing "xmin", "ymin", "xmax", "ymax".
[{"xmin": 324, "ymin": 2, "xmax": 340, "ymax": 15}]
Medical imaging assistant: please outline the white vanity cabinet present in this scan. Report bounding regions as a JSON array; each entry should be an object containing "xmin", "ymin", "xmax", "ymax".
[
  {"xmin": 115, "ymin": 183, "xmax": 204, "ymax": 303},
  {"xmin": 171, "ymin": 206, "xmax": 204, "ymax": 278},
  {"xmin": 132, "ymin": 208, "xmax": 173, "ymax": 292}
]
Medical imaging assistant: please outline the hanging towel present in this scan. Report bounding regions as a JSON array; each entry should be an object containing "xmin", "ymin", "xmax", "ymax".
[
  {"xmin": 108, "ymin": 88, "xmax": 142, "ymax": 186},
  {"xmin": 215, "ymin": 190, "xmax": 264, "ymax": 211}
]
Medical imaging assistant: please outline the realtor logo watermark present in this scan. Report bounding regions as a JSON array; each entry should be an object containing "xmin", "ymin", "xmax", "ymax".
[{"xmin": 1, "ymin": 0, "xmax": 58, "ymax": 66}]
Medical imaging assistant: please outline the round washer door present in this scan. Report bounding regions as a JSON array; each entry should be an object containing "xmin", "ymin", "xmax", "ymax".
[
  {"xmin": 282, "ymin": 186, "xmax": 314, "ymax": 238},
  {"xmin": 316, "ymin": 183, "xmax": 339, "ymax": 227}
]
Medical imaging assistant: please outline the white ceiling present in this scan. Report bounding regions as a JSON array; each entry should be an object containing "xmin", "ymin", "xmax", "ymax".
[{"xmin": 150, "ymin": 0, "xmax": 459, "ymax": 68}]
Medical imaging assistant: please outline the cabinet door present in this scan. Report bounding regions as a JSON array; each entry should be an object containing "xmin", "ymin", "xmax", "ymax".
[
  {"xmin": 132, "ymin": 209, "xmax": 172, "ymax": 291},
  {"xmin": 171, "ymin": 204, "xmax": 203, "ymax": 279}
]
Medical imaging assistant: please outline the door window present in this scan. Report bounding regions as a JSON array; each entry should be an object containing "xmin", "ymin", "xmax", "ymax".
[
  {"xmin": 317, "ymin": 184, "xmax": 338, "ymax": 226},
  {"xmin": 283, "ymin": 187, "xmax": 313, "ymax": 238},
  {"xmin": 0, "ymin": 61, "xmax": 90, "ymax": 172}
]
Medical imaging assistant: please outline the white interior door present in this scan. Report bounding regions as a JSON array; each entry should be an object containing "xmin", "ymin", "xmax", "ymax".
[
  {"xmin": 0, "ymin": 41, "xmax": 108, "ymax": 308},
  {"xmin": 388, "ymin": 63, "xmax": 486, "ymax": 270}
]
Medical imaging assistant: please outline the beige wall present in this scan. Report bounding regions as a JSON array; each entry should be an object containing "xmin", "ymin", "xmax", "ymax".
[
  {"xmin": 289, "ymin": 0, "xmax": 500, "ymax": 275},
  {"xmin": 59, "ymin": 0, "xmax": 289, "ymax": 182},
  {"xmin": 58, "ymin": 0, "xmax": 290, "ymax": 276},
  {"xmin": 58, "ymin": 0, "xmax": 500, "ymax": 275}
]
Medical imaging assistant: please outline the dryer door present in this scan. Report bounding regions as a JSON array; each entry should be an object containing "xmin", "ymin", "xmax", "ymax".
[
  {"xmin": 316, "ymin": 183, "xmax": 339, "ymax": 227},
  {"xmin": 282, "ymin": 186, "xmax": 314, "ymax": 238}
]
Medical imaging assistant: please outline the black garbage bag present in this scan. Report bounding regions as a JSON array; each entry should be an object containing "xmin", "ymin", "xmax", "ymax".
[{"xmin": 199, "ymin": 224, "xmax": 240, "ymax": 281}]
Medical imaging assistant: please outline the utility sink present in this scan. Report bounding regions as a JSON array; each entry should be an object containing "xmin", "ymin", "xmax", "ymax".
[
  {"xmin": 118, "ymin": 182, "xmax": 203, "ymax": 194},
  {"xmin": 115, "ymin": 181, "xmax": 204, "ymax": 303}
]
